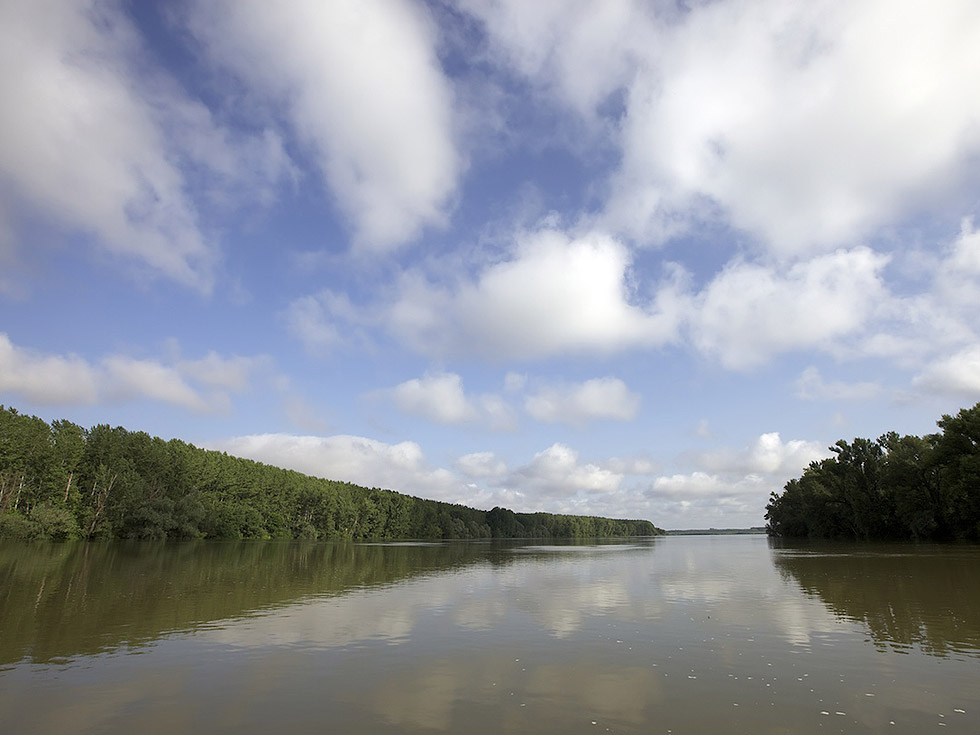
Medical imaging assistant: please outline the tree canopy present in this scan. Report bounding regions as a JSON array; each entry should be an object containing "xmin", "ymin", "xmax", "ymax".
[
  {"xmin": 765, "ymin": 402, "xmax": 980, "ymax": 542},
  {"xmin": 0, "ymin": 406, "xmax": 662, "ymax": 542}
]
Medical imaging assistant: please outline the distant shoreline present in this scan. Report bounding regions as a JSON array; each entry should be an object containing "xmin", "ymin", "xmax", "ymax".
[{"xmin": 666, "ymin": 527, "xmax": 767, "ymax": 536}]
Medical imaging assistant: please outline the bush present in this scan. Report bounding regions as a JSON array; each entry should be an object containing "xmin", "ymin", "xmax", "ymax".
[
  {"xmin": 0, "ymin": 512, "xmax": 37, "ymax": 541},
  {"xmin": 30, "ymin": 505, "xmax": 82, "ymax": 541}
]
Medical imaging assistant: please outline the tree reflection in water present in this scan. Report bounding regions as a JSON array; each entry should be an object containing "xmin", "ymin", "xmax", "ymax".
[{"xmin": 770, "ymin": 540, "xmax": 980, "ymax": 659}]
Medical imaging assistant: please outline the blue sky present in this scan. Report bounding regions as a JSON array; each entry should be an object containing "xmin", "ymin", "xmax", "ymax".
[{"xmin": 2, "ymin": 0, "xmax": 979, "ymax": 529}]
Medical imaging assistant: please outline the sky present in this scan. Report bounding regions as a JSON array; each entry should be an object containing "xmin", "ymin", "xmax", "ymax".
[{"xmin": 2, "ymin": 0, "xmax": 979, "ymax": 530}]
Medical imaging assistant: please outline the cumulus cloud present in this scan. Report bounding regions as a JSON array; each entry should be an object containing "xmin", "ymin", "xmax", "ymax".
[
  {"xmin": 449, "ymin": 230, "xmax": 684, "ymax": 358},
  {"xmin": 458, "ymin": 0, "xmax": 651, "ymax": 122},
  {"xmin": 0, "ymin": 333, "xmax": 264, "ymax": 413},
  {"xmin": 0, "ymin": 334, "xmax": 99, "ymax": 405},
  {"xmin": 210, "ymin": 433, "xmax": 461, "ymax": 500},
  {"xmin": 286, "ymin": 229, "xmax": 908, "ymax": 369},
  {"xmin": 103, "ymin": 356, "xmax": 217, "ymax": 413},
  {"xmin": 935, "ymin": 218, "xmax": 980, "ymax": 308},
  {"xmin": 604, "ymin": 456, "xmax": 659, "ymax": 476},
  {"xmin": 200, "ymin": 428, "xmax": 826, "ymax": 529},
  {"xmin": 746, "ymin": 433, "xmax": 827, "ymax": 475},
  {"xmin": 187, "ymin": 0, "xmax": 461, "ymax": 250},
  {"xmin": 390, "ymin": 372, "xmax": 478, "ymax": 425},
  {"xmin": 382, "ymin": 372, "xmax": 518, "ymax": 429},
  {"xmin": 455, "ymin": 451, "xmax": 508, "ymax": 478},
  {"xmin": 285, "ymin": 228, "xmax": 686, "ymax": 361},
  {"xmin": 512, "ymin": 443, "xmax": 623, "ymax": 497},
  {"xmin": 0, "ymin": 0, "xmax": 289, "ymax": 290},
  {"xmin": 913, "ymin": 346, "xmax": 980, "ymax": 398},
  {"xmin": 699, "ymin": 432, "xmax": 827, "ymax": 478},
  {"xmin": 692, "ymin": 248, "xmax": 890, "ymax": 369},
  {"xmin": 650, "ymin": 472, "xmax": 756, "ymax": 500},
  {"xmin": 525, "ymin": 377, "xmax": 641, "ymax": 427},
  {"xmin": 466, "ymin": 0, "xmax": 980, "ymax": 254},
  {"xmin": 642, "ymin": 432, "xmax": 828, "ymax": 528}
]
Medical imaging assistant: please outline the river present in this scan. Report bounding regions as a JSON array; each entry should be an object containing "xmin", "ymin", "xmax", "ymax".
[{"xmin": 1, "ymin": 535, "xmax": 978, "ymax": 734}]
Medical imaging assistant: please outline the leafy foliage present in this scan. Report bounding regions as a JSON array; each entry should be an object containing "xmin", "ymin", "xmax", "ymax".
[
  {"xmin": 766, "ymin": 402, "xmax": 980, "ymax": 541},
  {"xmin": 0, "ymin": 406, "xmax": 662, "ymax": 541}
]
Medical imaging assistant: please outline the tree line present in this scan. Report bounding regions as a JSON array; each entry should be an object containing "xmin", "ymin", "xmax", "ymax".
[
  {"xmin": 0, "ymin": 406, "xmax": 661, "ymax": 541},
  {"xmin": 765, "ymin": 402, "xmax": 980, "ymax": 541}
]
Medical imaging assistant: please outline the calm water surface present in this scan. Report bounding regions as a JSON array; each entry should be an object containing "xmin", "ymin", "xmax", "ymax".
[{"xmin": 1, "ymin": 536, "xmax": 978, "ymax": 734}]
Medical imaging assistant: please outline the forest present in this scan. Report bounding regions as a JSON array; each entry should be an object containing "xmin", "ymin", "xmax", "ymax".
[
  {"xmin": 0, "ymin": 406, "xmax": 661, "ymax": 541},
  {"xmin": 765, "ymin": 402, "xmax": 980, "ymax": 541}
]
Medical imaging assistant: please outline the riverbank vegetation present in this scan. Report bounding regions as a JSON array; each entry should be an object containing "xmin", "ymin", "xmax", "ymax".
[
  {"xmin": 0, "ymin": 406, "xmax": 661, "ymax": 541},
  {"xmin": 765, "ymin": 402, "xmax": 980, "ymax": 541}
]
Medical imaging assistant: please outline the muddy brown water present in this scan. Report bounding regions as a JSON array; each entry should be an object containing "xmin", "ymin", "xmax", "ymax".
[{"xmin": 1, "ymin": 535, "xmax": 978, "ymax": 734}]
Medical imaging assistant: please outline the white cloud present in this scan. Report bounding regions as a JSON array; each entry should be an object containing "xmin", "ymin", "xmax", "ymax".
[
  {"xmin": 187, "ymin": 0, "xmax": 461, "ymax": 251},
  {"xmin": 913, "ymin": 346, "xmax": 980, "ymax": 398},
  {"xmin": 795, "ymin": 367, "xmax": 881, "ymax": 401},
  {"xmin": 935, "ymin": 218, "xmax": 980, "ymax": 308},
  {"xmin": 459, "ymin": 0, "xmax": 651, "ymax": 122},
  {"xmin": 692, "ymin": 248, "xmax": 890, "ymax": 369},
  {"xmin": 0, "ymin": 333, "xmax": 264, "ymax": 413},
  {"xmin": 455, "ymin": 451, "xmax": 507, "ymax": 478},
  {"xmin": 604, "ymin": 456, "xmax": 659, "ymax": 476},
  {"xmin": 700, "ymin": 432, "xmax": 827, "ymax": 478},
  {"xmin": 643, "ymin": 431, "xmax": 828, "ymax": 529},
  {"xmin": 103, "ymin": 356, "xmax": 217, "ymax": 413},
  {"xmin": 383, "ymin": 372, "xmax": 517, "ymax": 429},
  {"xmin": 525, "ymin": 377, "xmax": 641, "ymax": 427},
  {"xmin": 203, "ymin": 427, "xmax": 819, "ymax": 528},
  {"xmin": 513, "ymin": 443, "xmax": 623, "ymax": 496},
  {"xmin": 288, "ymin": 231, "xmax": 904, "ymax": 370},
  {"xmin": 285, "ymin": 227, "xmax": 686, "ymax": 361},
  {"xmin": 466, "ymin": 0, "xmax": 980, "ymax": 255},
  {"xmin": 478, "ymin": 394, "xmax": 519, "ymax": 431},
  {"xmin": 650, "ymin": 472, "xmax": 753, "ymax": 500},
  {"xmin": 0, "ymin": 333, "xmax": 99, "ymax": 405},
  {"xmin": 825, "ymin": 220, "xmax": 980, "ymax": 368},
  {"xmin": 387, "ymin": 227, "xmax": 686, "ymax": 360},
  {"xmin": 746, "ymin": 433, "xmax": 827, "ymax": 476},
  {"xmin": 0, "ymin": 1, "xmax": 288, "ymax": 290},
  {"xmin": 178, "ymin": 352, "xmax": 262, "ymax": 392},
  {"xmin": 211, "ymin": 433, "xmax": 461, "ymax": 500},
  {"xmin": 285, "ymin": 292, "xmax": 349, "ymax": 353},
  {"xmin": 390, "ymin": 372, "xmax": 478, "ymax": 425}
]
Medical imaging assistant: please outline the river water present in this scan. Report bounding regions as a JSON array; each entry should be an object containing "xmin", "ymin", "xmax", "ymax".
[{"xmin": 1, "ymin": 536, "xmax": 978, "ymax": 734}]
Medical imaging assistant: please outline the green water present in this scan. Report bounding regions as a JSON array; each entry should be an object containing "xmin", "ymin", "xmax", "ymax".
[{"xmin": 1, "ymin": 536, "xmax": 978, "ymax": 733}]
